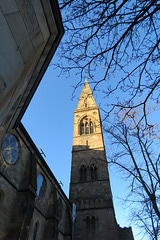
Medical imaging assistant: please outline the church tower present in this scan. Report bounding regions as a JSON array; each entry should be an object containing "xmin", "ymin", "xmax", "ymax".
[{"xmin": 69, "ymin": 79, "xmax": 121, "ymax": 240}]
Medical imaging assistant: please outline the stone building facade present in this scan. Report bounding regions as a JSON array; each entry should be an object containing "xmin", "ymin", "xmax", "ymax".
[
  {"xmin": 0, "ymin": 1, "xmax": 134, "ymax": 240},
  {"xmin": 0, "ymin": 124, "xmax": 71, "ymax": 240}
]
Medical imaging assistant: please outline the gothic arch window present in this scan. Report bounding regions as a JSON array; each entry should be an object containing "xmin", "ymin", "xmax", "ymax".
[
  {"xmin": 90, "ymin": 164, "xmax": 97, "ymax": 180},
  {"xmin": 80, "ymin": 165, "xmax": 87, "ymax": 181},
  {"xmin": 37, "ymin": 174, "xmax": 46, "ymax": 198},
  {"xmin": 85, "ymin": 215, "xmax": 97, "ymax": 231},
  {"xmin": 80, "ymin": 117, "xmax": 94, "ymax": 135}
]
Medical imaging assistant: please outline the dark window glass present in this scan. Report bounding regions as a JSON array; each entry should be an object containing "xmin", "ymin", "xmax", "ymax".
[
  {"xmin": 80, "ymin": 165, "xmax": 87, "ymax": 181},
  {"xmin": 86, "ymin": 216, "xmax": 96, "ymax": 231},
  {"xmin": 94, "ymin": 167, "xmax": 97, "ymax": 179},
  {"xmin": 91, "ymin": 167, "xmax": 94, "ymax": 180},
  {"xmin": 80, "ymin": 123, "xmax": 84, "ymax": 135},
  {"xmin": 90, "ymin": 165, "xmax": 97, "ymax": 180},
  {"xmin": 91, "ymin": 216, "xmax": 96, "ymax": 230},
  {"xmin": 83, "ymin": 167, "xmax": 86, "ymax": 180},
  {"xmin": 86, "ymin": 216, "xmax": 90, "ymax": 229},
  {"xmin": 80, "ymin": 168, "xmax": 82, "ymax": 178}
]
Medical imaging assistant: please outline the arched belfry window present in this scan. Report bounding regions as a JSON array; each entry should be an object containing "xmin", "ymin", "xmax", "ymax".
[
  {"xmin": 85, "ymin": 215, "xmax": 97, "ymax": 231},
  {"xmin": 80, "ymin": 117, "xmax": 94, "ymax": 135},
  {"xmin": 80, "ymin": 165, "xmax": 87, "ymax": 181}
]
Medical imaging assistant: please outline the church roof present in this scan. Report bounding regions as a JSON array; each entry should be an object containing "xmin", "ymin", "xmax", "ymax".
[{"xmin": 76, "ymin": 79, "xmax": 97, "ymax": 110}]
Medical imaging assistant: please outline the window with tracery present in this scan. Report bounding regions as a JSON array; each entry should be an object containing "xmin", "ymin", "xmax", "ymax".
[
  {"xmin": 80, "ymin": 117, "xmax": 94, "ymax": 135},
  {"xmin": 80, "ymin": 165, "xmax": 87, "ymax": 181},
  {"xmin": 86, "ymin": 215, "xmax": 97, "ymax": 231}
]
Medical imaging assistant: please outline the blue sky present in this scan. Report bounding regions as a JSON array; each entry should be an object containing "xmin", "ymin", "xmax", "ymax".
[{"xmin": 22, "ymin": 53, "xmax": 142, "ymax": 239}]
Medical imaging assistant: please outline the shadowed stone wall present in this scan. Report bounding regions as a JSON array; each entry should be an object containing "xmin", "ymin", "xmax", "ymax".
[{"xmin": 0, "ymin": 124, "xmax": 71, "ymax": 240}]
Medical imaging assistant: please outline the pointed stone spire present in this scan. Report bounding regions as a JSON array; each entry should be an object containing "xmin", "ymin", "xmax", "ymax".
[
  {"xmin": 70, "ymin": 79, "xmax": 134, "ymax": 240},
  {"xmin": 76, "ymin": 79, "xmax": 97, "ymax": 110}
]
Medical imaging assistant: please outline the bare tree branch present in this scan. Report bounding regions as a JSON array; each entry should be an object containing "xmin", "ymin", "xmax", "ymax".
[{"xmin": 55, "ymin": 0, "xmax": 160, "ymax": 125}]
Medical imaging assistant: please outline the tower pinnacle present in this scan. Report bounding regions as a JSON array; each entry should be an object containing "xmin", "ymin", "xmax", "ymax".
[{"xmin": 76, "ymin": 79, "xmax": 97, "ymax": 110}]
